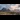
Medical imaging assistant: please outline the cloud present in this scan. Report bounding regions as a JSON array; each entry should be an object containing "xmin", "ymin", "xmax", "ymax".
[
  {"xmin": 9, "ymin": 4, "xmax": 19, "ymax": 11},
  {"xmin": 0, "ymin": 4, "xmax": 11, "ymax": 10},
  {"xmin": 0, "ymin": 4, "xmax": 20, "ymax": 11}
]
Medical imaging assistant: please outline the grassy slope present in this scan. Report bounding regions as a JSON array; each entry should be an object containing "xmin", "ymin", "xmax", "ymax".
[{"xmin": 0, "ymin": 12, "xmax": 20, "ymax": 15}]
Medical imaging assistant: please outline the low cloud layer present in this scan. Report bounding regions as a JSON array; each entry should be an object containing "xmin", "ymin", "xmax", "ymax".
[
  {"xmin": 0, "ymin": 4, "xmax": 11, "ymax": 10},
  {"xmin": 9, "ymin": 4, "xmax": 19, "ymax": 10},
  {"xmin": 0, "ymin": 4, "xmax": 20, "ymax": 11}
]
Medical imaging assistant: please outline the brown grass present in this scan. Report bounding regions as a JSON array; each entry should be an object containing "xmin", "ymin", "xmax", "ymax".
[{"xmin": 0, "ymin": 11, "xmax": 20, "ymax": 15}]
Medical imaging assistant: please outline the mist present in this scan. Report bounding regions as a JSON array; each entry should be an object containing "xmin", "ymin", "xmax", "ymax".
[
  {"xmin": 0, "ymin": 4, "xmax": 11, "ymax": 10},
  {"xmin": 0, "ymin": 4, "xmax": 19, "ymax": 11}
]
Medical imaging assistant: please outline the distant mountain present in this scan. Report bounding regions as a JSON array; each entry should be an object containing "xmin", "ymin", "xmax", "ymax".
[
  {"xmin": 0, "ymin": 4, "xmax": 10, "ymax": 10},
  {"xmin": 2, "ymin": 8, "xmax": 6, "ymax": 12},
  {"xmin": 1, "ymin": 8, "xmax": 10, "ymax": 12},
  {"xmin": 6, "ymin": 9, "xmax": 10, "ymax": 11}
]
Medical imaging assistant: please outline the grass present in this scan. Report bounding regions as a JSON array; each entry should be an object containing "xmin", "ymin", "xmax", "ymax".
[{"xmin": 0, "ymin": 11, "xmax": 20, "ymax": 15}]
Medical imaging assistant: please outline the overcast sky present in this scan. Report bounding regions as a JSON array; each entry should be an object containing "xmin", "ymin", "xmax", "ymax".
[
  {"xmin": 0, "ymin": 4, "xmax": 10, "ymax": 10},
  {"xmin": 0, "ymin": 4, "xmax": 19, "ymax": 10}
]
